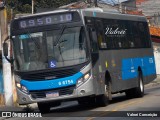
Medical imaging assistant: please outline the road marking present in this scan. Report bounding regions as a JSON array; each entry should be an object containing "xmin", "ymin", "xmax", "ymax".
[
  {"xmin": 87, "ymin": 99, "xmax": 144, "ymax": 120},
  {"xmin": 112, "ymin": 99, "xmax": 144, "ymax": 111}
]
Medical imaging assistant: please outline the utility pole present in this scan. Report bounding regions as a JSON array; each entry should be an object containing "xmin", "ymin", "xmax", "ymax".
[
  {"xmin": 2, "ymin": 38, "xmax": 13, "ymax": 106},
  {"xmin": 1, "ymin": 8, "xmax": 13, "ymax": 106},
  {"xmin": 94, "ymin": 0, "xmax": 98, "ymax": 7},
  {"xmin": 32, "ymin": 0, "xmax": 34, "ymax": 14},
  {"xmin": 118, "ymin": 0, "xmax": 122, "ymax": 13},
  {"xmin": 157, "ymin": 13, "xmax": 159, "ymax": 27},
  {"xmin": 124, "ymin": 6, "xmax": 127, "ymax": 14},
  {"xmin": 11, "ymin": 8, "xmax": 13, "ymax": 20}
]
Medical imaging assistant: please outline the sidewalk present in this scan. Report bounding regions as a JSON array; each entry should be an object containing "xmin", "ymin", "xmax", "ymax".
[
  {"xmin": 0, "ymin": 103, "xmax": 38, "ymax": 113},
  {"xmin": 145, "ymin": 75, "xmax": 160, "ymax": 88}
]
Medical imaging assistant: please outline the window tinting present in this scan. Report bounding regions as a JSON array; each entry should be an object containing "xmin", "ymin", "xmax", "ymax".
[
  {"xmin": 87, "ymin": 18, "xmax": 151, "ymax": 49},
  {"xmin": 101, "ymin": 19, "xmax": 151, "ymax": 49}
]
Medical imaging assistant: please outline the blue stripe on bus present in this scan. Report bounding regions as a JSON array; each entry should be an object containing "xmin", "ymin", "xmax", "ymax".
[
  {"xmin": 122, "ymin": 56, "xmax": 156, "ymax": 80},
  {"xmin": 20, "ymin": 72, "xmax": 83, "ymax": 91}
]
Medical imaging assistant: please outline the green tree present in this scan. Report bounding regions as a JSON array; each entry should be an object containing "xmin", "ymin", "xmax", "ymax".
[
  {"xmin": 5, "ymin": 0, "xmax": 78, "ymax": 21},
  {"xmin": 36, "ymin": 0, "xmax": 78, "ymax": 8},
  {"xmin": 6, "ymin": 0, "xmax": 31, "ymax": 13}
]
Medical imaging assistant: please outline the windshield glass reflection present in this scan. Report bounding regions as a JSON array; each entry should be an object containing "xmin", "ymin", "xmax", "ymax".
[{"xmin": 13, "ymin": 27, "xmax": 89, "ymax": 71}]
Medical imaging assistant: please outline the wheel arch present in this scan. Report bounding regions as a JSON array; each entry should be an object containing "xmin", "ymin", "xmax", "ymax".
[
  {"xmin": 105, "ymin": 70, "xmax": 111, "ymax": 85},
  {"xmin": 105, "ymin": 70, "xmax": 112, "ymax": 100},
  {"xmin": 138, "ymin": 66, "xmax": 143, "ymax": 80}
]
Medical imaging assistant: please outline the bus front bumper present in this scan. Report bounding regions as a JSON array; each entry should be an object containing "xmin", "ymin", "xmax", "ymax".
[{"xmin": 17, "ymin": 77, "xmax": 95, "ymax": 105}]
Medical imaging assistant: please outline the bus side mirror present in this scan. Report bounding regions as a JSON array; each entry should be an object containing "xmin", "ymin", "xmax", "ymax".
[
  {"xmin": 3, "ymin": 43, "xmax": 8, "ymax": 57},
  {"xmin": 2, "ymin": 36, "xmax": 13, "ymax": 63}
]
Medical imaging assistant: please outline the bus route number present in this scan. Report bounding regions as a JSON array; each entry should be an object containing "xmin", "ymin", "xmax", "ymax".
[
  {"xmin": 19, "ymin": 13, "xmax": 72, "ymax": 29},
  {"xmin": 58, "ymin": 80, "xmax": 74, "ymax": 86}
]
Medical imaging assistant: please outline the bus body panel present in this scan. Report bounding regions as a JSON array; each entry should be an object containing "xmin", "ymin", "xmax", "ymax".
[
  {"xmin": 98, "ymin": 49, "xmax": 156, "ymax": 93},
  {"xmin": 82, "ymin": 10, "xmax": 156, "ymax": 94}
]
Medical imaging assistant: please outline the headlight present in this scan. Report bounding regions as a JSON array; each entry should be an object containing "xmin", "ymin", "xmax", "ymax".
[
  {"xmin": 15, "ymin": 75, "xmax": 28, "ymax": 93},
  {"xmin": 16, "ymin": 83, "xmax": 21, "ymax": 88},
  {"xmin": 15, "ymin": 75, "xmax": 21, "ymax": 88},
  {"xmin": 77, "ymin": 72, "xmax": 91, "ymax": 87},
  {"xmin": 16, "ymin": 83, "xmax": 28, "ymax": 94}
]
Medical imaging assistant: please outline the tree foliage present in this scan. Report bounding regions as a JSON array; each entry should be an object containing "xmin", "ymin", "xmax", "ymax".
[
  {"xmin": 36, "ymin": 0, "xmax": 77, "ymax": 8},
  {"xmin": 5, "ymin": 0, "xmax": 78, "ymax": 21},
  {"xmin": 6, "ymin": 0, "xmax": 32, "ymax": 14},
  {"xmin": 6, "ymin": 0, "xmax": 78, "ymax": 14}
]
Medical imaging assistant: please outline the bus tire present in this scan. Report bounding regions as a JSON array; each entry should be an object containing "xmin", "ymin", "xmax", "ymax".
[
  {"xmin": 96, "ymin": 94, "xmax": 108, "ymax": 107},
  {"xmin": 134, "ymin": 71, "xmax": 144, "ymax": 97},
  {"xmin": 78, "ymin": 100, "xmax": 86, "ymax": 105},
  {"xmin": 125, "ymin": 71, "xmax": 144, "ymax": 98},
  {"xmin": 125, "ymin": 89, "xmax": 134, "ymax": 98},
  {"xmin": 78, "ymin": 97, "xmax": 96, "ymax": 105},
  {"xmin": 51, "ymin": 102, "xmax": 61, "ymax": 107},
  {"xmin": 38, "ymin": 102, "xmax": 50, "ymax": 113},
  {"xmin": 96, "ymin": 84, "xmax": 109, "ymax": 106}
]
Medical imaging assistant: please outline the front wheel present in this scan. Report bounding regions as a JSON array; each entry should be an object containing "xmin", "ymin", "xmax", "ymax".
[
  {"xmin": 96, "ymin": 85, "xmax": 109, "ymax": 106},
  {"xmin": 96, "ymin": 94, "xmax": 109, "ymax": 107},
  {"xmin": 78, "ymin": 97, "xmax": 96, "ymax": 106},
  {"xmin": 37, "ymin": 102, "xmax": 50, "ymax": 113}
]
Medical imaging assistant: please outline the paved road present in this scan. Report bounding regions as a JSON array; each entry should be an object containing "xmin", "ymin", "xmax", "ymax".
[{"xmin": 2, "ymin": 83, "xmax": 160, "ymax": 120}]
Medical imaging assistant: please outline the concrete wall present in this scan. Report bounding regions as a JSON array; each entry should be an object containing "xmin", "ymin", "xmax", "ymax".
[
  {"xmin": 149, "ymin": 16, "xmax": 160, "ymax": 27},
  {"xmin": 153, "ymin": 42, "xmax": 160, "ymax": 75}
]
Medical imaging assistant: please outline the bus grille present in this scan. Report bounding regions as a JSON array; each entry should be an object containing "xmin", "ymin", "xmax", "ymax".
[
  {"xmin": 20, "ymin": 69, "xmax": 77, "ymax": 80},
  {"xmin": 29, "ymin": 86, "xmax": 75, "ymax": 99}
]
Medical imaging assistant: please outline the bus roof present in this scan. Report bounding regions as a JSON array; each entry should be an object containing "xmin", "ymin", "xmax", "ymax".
[
  {"xmin": 14, "ymin": 8, "xmax": 147, "ymax": 22},
  {"xmin": 82, "ymin": 8, "xmax": 147, "ymax": 22}
]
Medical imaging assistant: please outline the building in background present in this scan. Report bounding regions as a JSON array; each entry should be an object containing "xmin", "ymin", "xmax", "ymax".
[
  {"xmin": 98, "ymin": 0, "xmax": 136, "ymax": 11},
  {"xmin": 136, "ymin": 0, "xmax": 160, "ymax": 75},
  {"xmin": 59, "ymin": 0, "xmax": 136, "ymax": 13}
]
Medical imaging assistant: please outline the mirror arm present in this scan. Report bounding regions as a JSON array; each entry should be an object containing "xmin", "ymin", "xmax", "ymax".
[
  {"xmin": 4, "ymin": 36, "xmax": 10, "ymax": 42},
  {"xmin": 3, "ymin": 36, "xmax": 14, "ymax": 63},
  {"xmin": 4, "ymin": 56, "xmax": 14, "ymax": 63}
]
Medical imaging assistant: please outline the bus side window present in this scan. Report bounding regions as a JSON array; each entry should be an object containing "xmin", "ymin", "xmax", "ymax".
[
  {"xmin": 138, "ymin": 22, "xmax": 151, "ymax": 48},
  {"xmin": 95, "ymin": 19, "xmax": 106, "ymax": 49},
  {"xmin": 88, "ymin": 27, "xmax": 98, "ymax": 53}
]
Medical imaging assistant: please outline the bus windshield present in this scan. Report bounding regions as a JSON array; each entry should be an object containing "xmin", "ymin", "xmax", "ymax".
[{"xmin": 13, "ymin": 27, "xmax": 89, "ymax": 71}]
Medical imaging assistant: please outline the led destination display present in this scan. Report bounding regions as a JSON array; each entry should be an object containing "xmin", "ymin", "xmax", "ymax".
[{"xmin": 19, "ymin": 13, "xmax": 72, "ymax": 29}]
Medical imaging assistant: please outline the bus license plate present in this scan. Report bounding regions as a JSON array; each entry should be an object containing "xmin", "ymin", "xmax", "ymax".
[{"xmin": 46, "ymin": 91, "xmax": 59, "ymax": 98}]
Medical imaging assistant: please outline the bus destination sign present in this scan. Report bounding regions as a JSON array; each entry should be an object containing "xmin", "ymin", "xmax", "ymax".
[{"xmin": 19, "ymin": 13, "xmax": 72, "ymax": 29}]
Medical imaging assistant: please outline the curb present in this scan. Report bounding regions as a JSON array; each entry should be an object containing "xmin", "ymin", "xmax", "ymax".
[{"xmin": 145, "ymin": 75, "xmax": 160, "ymax": 88}]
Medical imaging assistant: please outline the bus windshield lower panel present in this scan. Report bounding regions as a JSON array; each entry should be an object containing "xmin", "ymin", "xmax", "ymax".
[{"xmin": 13, "ymin": 27, "xmax": 89, "ymax": 71}]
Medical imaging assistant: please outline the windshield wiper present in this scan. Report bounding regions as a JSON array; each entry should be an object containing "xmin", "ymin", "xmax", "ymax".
[
  {"xmin": 53, "ymin": 25, "xmax": 66, "ymax": 65},
  {"xmin": 25, "ymin": 29, "xmax": 40, "ymax": 49},
  {"xmin": 24, "ymin": 30, "xmax": 43, "ymax": 62},
  {"xmin": 54, "ymin": 25, "xmax": 66, "ymax": 46}
]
